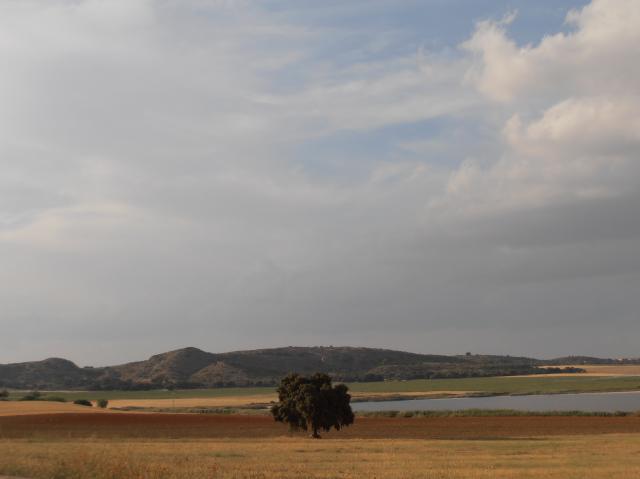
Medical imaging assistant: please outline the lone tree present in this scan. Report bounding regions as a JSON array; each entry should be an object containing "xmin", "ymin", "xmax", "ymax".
[{"xmin": 271, "ymin": 373, "xmax": 354, "ymax": 438}]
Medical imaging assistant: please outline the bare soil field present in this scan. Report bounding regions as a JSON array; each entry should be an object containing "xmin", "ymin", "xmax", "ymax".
[{"xmin": 2, "ymin": 412, "xmax": 640, "ymax": 440}]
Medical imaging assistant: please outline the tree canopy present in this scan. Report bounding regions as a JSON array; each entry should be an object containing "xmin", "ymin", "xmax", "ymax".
[{"xmin": 271, "ymin": 373, "xmax": 355, "ymax": 438}]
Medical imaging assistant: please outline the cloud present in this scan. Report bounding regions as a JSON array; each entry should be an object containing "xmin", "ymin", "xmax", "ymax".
[
  {"xmin": 0, "ymin": 0, "xmax": 639, "ymax": 363},
  {"xmin": 463, "ymin": 0, "xmax": 640, "ymax": 103},
  {"xmin": 444, "ymin": 0, "xmax": 640, "ymax": 214}
]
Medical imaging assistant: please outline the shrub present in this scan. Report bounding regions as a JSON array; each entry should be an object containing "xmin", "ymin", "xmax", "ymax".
[
  {"xmin": 73, "ymin": 399, "xmax": 93, "ymax": 407},
  {"xmin": 96, "ymin": 399, "xmax": 109, "ymax": 408},
  {"xmin": 20, "ymin": 391, "xmax": 42, "ymax": 401},
  {"xmin": 43, "ymin": 396, "xmax": 67, "ymax": 402},
  {"xmin": 0, "ymin": 389, "xmax": 9, "ymax": 400}
]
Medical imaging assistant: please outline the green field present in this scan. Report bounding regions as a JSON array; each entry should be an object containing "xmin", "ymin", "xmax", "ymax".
[
  {"xmin": 348, "ymin": 375, "xmax": 640, "ymax": 395},
  {"xmin": 6, "ymin": 387, "xmax": 273, "ymax": 401},
  {"xmin": 7, "ymin": 374, "xmax": 640, "ymax": 401}
]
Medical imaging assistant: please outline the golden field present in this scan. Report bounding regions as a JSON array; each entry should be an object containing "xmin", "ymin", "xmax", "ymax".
[
  {"xmin": 107, "ymin": 393, "xmax": 276, "ymax": 409},
  {"xmin": 106, "ymin": 391, "xmax": 470, "ymax": 410},
  {"xmin": 1, "ymin": 412, "xmax": 640, "ymax": 478},
  {"xmin": 1, "ymin": 435, "xmax": 640, "ymax": 478}
]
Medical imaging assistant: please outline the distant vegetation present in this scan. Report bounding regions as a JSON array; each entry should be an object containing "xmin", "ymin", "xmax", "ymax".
[
  {"xmin": 16, "ymin": 391, "xmax": 67, "ymax": 402},
  {"xmin": 73, "ymin": 399, "xmax": 92, "ymax": 407},
  {"xmin": 545, "ymin": 356, "xmax": 640, "ymax": 365},
  {"xmin": 18, "ymin": 391, "xmax": 42, "ymax": 401},
  {"xmin": 0, "ymin": 346, "xmax": 600, "ymax": 390}
]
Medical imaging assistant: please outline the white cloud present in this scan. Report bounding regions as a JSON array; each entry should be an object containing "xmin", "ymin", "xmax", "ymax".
[
  {"xmin": 443, "ymin": 0, "xmax": 640, "ymax": 215},
  {"xmin": 0, "ymin": 0, "xmax": 639, "ymax": 363},
  {"xmin": 463, "ymin": 0, "xmax": 640, "ymax": 103}
]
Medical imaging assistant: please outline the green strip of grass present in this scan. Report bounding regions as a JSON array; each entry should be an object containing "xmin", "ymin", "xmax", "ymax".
[
  {"xmin": 7, "ymin": 387, "xmax": 274, "ymax": 401},
  {"xmin": 347, "ymin": 375, "xmax": 640, "ymax": 395},
  {"xmin": 5, "ymin": 375, "xmax": 640, "ymax": 401}
]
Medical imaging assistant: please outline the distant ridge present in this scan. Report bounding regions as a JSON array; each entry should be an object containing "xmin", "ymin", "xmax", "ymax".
[{"xmin": 0, "ymin": 346, "xmax": 622, "ymax": 391}]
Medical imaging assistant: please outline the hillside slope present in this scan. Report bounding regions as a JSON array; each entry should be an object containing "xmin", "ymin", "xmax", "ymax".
[{"xmin": 0, "ymin": 346, "xmax": 586, "ymax": 390}]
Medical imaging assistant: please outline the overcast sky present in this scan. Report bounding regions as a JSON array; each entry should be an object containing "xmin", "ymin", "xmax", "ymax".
[{"xmin": 1, "ymin": 0, "xmax": 639, "ymax": 365}]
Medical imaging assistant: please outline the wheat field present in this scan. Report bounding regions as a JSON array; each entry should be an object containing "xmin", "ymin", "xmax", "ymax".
[
  {"xmin": 1, "ymin": 435, "xmax": 640, "ymax": 479},
  {"xmin": 1, "ymin": 412, "xmax": 640, "ymax": 478}
]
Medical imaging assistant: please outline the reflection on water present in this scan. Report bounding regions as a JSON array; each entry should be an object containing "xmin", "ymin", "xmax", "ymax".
[{"xmin": 352, "ymin": 391, "xmax": 640, "ymax": 412}]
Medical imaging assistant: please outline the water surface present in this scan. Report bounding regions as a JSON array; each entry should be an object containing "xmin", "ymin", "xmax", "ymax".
[{"xmin": 352, "ymin": 391, "xmax": 640, "ymax": 412}]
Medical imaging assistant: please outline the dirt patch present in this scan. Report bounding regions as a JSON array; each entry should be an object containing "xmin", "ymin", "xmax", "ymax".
[{"xmin": 2, "ymin": 413, "xmax": 640, "ymax": 440}]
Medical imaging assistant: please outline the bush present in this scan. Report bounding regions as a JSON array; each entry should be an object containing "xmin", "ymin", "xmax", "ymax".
[
  {"xmin": 43, "ymin": 396, "xmax": 67, "ymax": 402},
  {"xmin": 0, "ymin": 389, "xmax": 9, "ymax": 400},
  {"xmin": 96, "ymin": 399, "xmax": 109, "ymax": 408},
  {"xmin": 19, "ymin": 391, "xmax": 42, "ymax": 401},
  {"xmin": 73, "ymin": 399, "xmax": 93, "ymax": 407}
]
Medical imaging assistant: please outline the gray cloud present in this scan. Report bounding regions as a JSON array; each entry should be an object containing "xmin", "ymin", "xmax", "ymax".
[{"xmin": 0, "ymin": 0, "xmax": 638, "ymax": 364}]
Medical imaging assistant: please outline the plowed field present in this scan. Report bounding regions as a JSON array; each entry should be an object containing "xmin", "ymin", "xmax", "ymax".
[{"xmin": 2, "ymin": 412, "xmax": 640, "ymax": 439}]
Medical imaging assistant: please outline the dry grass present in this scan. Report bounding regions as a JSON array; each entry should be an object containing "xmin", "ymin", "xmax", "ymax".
[
  {"xmin": 2, "ymin": 413, "xmax": 640, "ymax": 478},
  {"xmin": 106, "ymin": 391, "xmax": 470, "ymax": 410},
  {"xmin": 1, "ymin": 435, "xmax": 640, "ymax": 478},
  {"xmin": 107, "ymin": 394, "xmax": 277, "ymax": 409},
  {"xmin": 0, "ymin": 402, "xmax": 113, "ymax": 417}
]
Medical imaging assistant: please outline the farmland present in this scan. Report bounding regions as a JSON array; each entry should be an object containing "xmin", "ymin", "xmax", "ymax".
[
  {"xmin": 347, "ymin": 374, "xmax": 640, "ymax": 395},
  {"xmin": 2, "ymin": 372, "xmax": 640, "ymax": 477},
  {"xmin": 0, "ymin": 401, "xmax": 113, "ymax": 417},
  {"xmin": 554, "ymin": 364, "xmax": 640, "ymax": 376},
  {"xmin": 7, "ymin": 373, "xmax": 640, "ymax": 405},
  {"xmin": 1, "ymin": 412, "xmax": 640, "ymax": 478}
]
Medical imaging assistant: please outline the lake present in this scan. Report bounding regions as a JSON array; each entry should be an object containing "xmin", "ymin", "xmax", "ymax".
[{"xmin": 352, "ymin": 391, "xmax": 640, "ymax": 412}]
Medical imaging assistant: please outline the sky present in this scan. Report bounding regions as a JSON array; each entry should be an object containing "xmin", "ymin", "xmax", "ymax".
[{"xmin": 1, "ymin": 0, "xmax": 639, "ymax": 365}]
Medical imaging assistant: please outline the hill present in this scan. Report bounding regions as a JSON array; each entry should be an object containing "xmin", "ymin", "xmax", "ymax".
[{"xmin": 0, "ymin": 346, "xmax": 592, "ymax": 390}]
